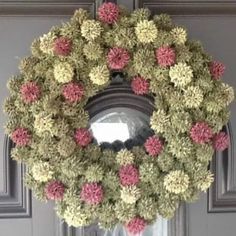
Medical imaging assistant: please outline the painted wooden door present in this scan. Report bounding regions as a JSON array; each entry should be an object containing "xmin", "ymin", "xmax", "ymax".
[{"xmin": 0, "ymin": 1, "xmax": 236, "ymax": 236}]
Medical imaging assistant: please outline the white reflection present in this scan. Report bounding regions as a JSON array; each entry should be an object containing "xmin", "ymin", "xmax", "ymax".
[{"xmin": 90, "ymin": 123, "xmax": 130, "ymax": 144}]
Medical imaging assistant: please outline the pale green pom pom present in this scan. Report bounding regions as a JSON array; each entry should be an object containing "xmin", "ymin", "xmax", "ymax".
[
  {"xmin": 164, "ymin": 170, "xmax": 189, "ymax": 194},
  {"xmin": 171, "ymin": 27, "xmax": 187, "ymax": 45},
  {"xmin": 34, "ymin": 112, "xmax": 54, "ymax": 137},
  {"xmin": 137, "ymin": 197, "xmax": 158, "ymax": 220},
  {"xmin": 139, "ymin": 163, "xmax": 159, "ymax": 183},
  {"xmin": 84, "ymin": 164, "xmax": 104, "ymax": 182},
  {"xmin": 130, "ymin": 8, "xmax": 151, "ymax": 22},
  {"xmin": 53, "ymin": 62, "xmax": 74, "ymax": 83},
  {"xmin": 51, "ymin": 118, "xmax": 69, "ymax": 137},
  {"xmin": 120, "ymin": 186, "xmax": 141, "ymax": 204},
  {"xmin": 39, "ymin": 32, "xmax": 56, "ymax": 55},
  {"xmin": 169, "ymin": 63, "xmax": 193, "ymax": 88},
  {"xmin": 81, "ymin": 20, "xmax": 102, "ymax": 41},
  {"xmin": 195, "ymin": 144, "xmax": 214, "ymax": 163},
  {"xmin": 157, "ymin": 150, "xmax": 175, "ymax": 172},
  {"xmin": 150, "ymin": 109, "xmax": 170, "ymax": 134},
  {"xmin": 194, "ymin": 171, "xmax": 214, "ymax": 192},
  {"xmin": 32, "ymin": 161, "xmax": 53, "ymax": 182},
  {"xmin": 135, "ymin": 20, "xmax": 158, "ymax": 43},
  {"xmin": 57, "ymin": 136, "xmax": 76, "ymax": 157},
  {"xmin": 184, "ymin": 86, "xmax": 204, "ymax": 108},
  {"xmin": 63, "ymin": 203, "xmax": 91, "ymax": 227},
  {"xmin": 116, "ymin": 149, "xmax": 134, "ymax": 165},
  {"xmin": 115, "ymin": 201, "xmax": 136, "ymax": 222},
  {"xmin": 168, "ymin": 136, "xmax": 193, "ymax": 161},
  {"xmin": 170, "ymin": 111, "xmax": 192, "ymax": 133},
  {"xmin": 83, "ymin": 42, "xmax": 103, "ymax": 60},
  {"xmin": 71, "ymin": 8, "xmax": 89, "ymax": 25},
  {"xmin": 89, "ymin": 65, "xmax": 110, "ymax": 85},
  {"xmin": 7, "ymin": 76, "xmax": 23, "ymax": 96},
  {"xmin": 220, "ymin": 83, "xmax": 235, "ymax": 106}
]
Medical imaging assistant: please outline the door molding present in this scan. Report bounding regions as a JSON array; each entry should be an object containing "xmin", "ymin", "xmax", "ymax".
[
  {"xmin": 0, "ymin": 0, "xmax": 99, "ymax": 16},
  {"xmin": 208, "ymin": 123, "xmax": 236, "ymax": 212},
  {"xmin": 0, "ymin": 136, "xmax": 31, "ymax": 218}
]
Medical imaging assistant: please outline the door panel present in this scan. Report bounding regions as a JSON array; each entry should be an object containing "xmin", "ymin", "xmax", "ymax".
[{"xmin": 0, "ymin": 1, "xmax": 236, "ymax": 236}]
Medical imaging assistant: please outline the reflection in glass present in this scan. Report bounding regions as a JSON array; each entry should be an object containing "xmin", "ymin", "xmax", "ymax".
[{"xmin": 89, "ymin": 107, "xmax": 168, "ymax": 235}]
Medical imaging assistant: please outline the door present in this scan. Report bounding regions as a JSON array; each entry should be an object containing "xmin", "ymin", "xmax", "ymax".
[{"xmin": 0, "ymin": 1, "xmax": 235, "ymax": 236}]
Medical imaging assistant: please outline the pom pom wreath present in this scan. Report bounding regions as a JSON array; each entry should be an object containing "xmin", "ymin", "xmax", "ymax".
[
  {"xmin": 164, "ymin": 170, "xmax": 189, "ymax": 194},
  {"xmin": 74, "ymin": 128, "xmax": 92, "ymax": 147},
  {"xmin": 89, "ymin": 65, "xmax": 110, "ymax": 85},
  {"xmin": 144, "ymin": 135, "xmax": 164, "ymax": 157},
  {"xmin": 156, "ymin": 46, "xmax": 176, "ymax": 67},
  {"xmin": 107, "ymin": 47, "xmax": 130, "ymax": 70},
  {"xmin": 209, "ymin": 61, "xmax": 225, "ymax": 80},
  {"xmin": 131, "ymin": 76, "xmax": 149, "ymax": 95},
  {"xmin": 119, "ymin": 164, "xmax": 139, "ymax": 186},
  {"xmin": 212, "ymin": 131, "xmax": 229, "ymax": 151},
  {"xmin": 32, "ymin": 162, "xmax": 53, "ymax": 182},
  {"xmin": 81, "ymin": 20, "xmax": 102, "ymax": 41},
  {"xmin": 4, "ymin": 3, "xmax": 234, "ymax": 231},
  {"xmin": 126, "ymin": 217, "xmax": 146, "ymax": 235},
  {"xmin": 169, "ymin": 62, "xmax": 193, "ymax": 88},
  {"xmin": 135, "ymin": 20, "xmax": 158, "ymax": 43},
  {"xmin": 20, "ymin": 82, "xmax": 40, "ymax": 103},
  {"xmin": 54, "ymin": 62, "xmax": 74, "ymax": 83},
  {"xmin": 11, "ymin": 128, "xmax": 31, "ymax": 146},
  {"xmin": 80, "ymin": 182, "xmax": 103, "ymax": 205},
  {"xmin": 45, "ymin": 180, "xmax": 65, "ymax": 200},
  {"xmin": 98, "ymin": 2, "xmax": 120, "ymax": 24},
  {"xmin": 53, "ymin": 37, "xmax": 72, "ymax": 56},
  {"xmin": 190, "ymin": 122, "xmax": 213, "ymax": 144},
  {"xmin": 62, "ymin": 82, "xmax": 84, "ymax": 103}
]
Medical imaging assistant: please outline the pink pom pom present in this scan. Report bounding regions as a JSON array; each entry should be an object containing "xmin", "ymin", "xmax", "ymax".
[
  {"xmin": 107, "ymin": 47, "xmax": 130, "ymax": 70},
  {"xmin": 11, "ymin": 128, "xmax": 31, "ymax": 146},
  {"xmin": 62, "ymin": 82, "xmax": 84, "ymax": 103},
  {"xmin": 20, "ymin": 82, "xmax": 40, "ymax": 103},
  {"xmin": 126, "ymin": 217, "xmax": 146, "ymax": 235},
  {"xmin": 53, "ymin": 37, "xmax": 72, "ymax": 56},
  {"xmin": 74, "ymin": 128, "xmax": 92, "ymax": 147},
  {"xmin": 80, "ymin": 182, "xmax": 103, "ymax": 205},
  {"xmin": 155, "ymin": 46, "xmax": 176, "ymax": 67},
  {"xmin": 119, "ymin": 164, "xmax": 139, "ymax": 186},
  {"xmin": 212, "ymin": 131, "xmax": 229, "ymax": 151},
  {"xmin": 131, "ymin": 76, "xmax": 149, "ymax": 95},
  {"xmin": 45, "ymin": 180, "xmax": 65, "ymax": 200},
  {"xmin": 190, "ymin": 122, "xmax": 213, "ymax": 144},
  {"xmin": 209, "ymin": 61, "xmax": 225, "ymax": 80},
  {"xmin": 98, "ymin": 2, "xmax": 120, "ymax": 24},
  {"xmin": 144, "ymin": 135, "xmax": 164, "ymax": 157}
]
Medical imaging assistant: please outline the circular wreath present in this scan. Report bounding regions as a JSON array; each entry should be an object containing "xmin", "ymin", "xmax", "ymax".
[{"xmin": 4, "ymin": 2, "xmax": 234, "ymax": 234}]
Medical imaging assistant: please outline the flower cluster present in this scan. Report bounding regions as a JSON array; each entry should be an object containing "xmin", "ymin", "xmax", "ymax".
[{"xmin": 4, "ymin": 2, "xmax": 234, "ymax": 234}]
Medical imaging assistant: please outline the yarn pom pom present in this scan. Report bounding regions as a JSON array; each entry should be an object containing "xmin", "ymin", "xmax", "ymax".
[
  {"xmin": 20, "ymin": 82, "xmax": 40, "ymax": 103},
  {"xmin": 131, "ymin": 76, "xmax": 149, "ymax": 95},
  {"xmin": 209, "ymin": 61, "xmax": 225, "ymax": 80},
  {"xmin": 62, "ymin": 82, "xmax": 84, "ymax": 103},
  {"xmin": 212, "ymin": 131, "xmax": 229, "ymax": 151},
  {"xmin": 53, "ymin": 37, "xmax": 72, "ymax": 56},
  {"xmin": 45, "ymin": 180, "xmax": 65, "ymax": 200},
  {"xmin": 107, "ymin": 47, "xmax": 130, "ymax": 70},
  {"xmin": 144, "ymin": 135, "xmax": 164, "ymax": 157},
  {"xmin": 190, "ymin": 122, "xmax": 213, "ymax": 144},
  {"xmin": 80, "ymin": 182, "xmax": 103, "ymax": 205},
  {"xmin": 11, "ymin": 128, "xmax": 31, "ymax": 146},
  {"xmin": 156, "ymin": 46, "xmax": 176, "ymax": 67},
  {"xmin": 126, "ymin": 217, "xmax": 146, "ymax": 235},
  {"xmin": 74, "ymin": 128, "xmax": 92, "ymax": 147},
  {"xmin": 98, "ymin": 2, "xmax": 120, "ymax": 24},
  {"xmin": 119, "ymin": 164, "xmax": 139, "ymax": 186}
]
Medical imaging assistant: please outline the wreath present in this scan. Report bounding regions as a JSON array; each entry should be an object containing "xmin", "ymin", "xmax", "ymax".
[{"xmin": 4, "ymin": 2, "xmax": 234, "ymax": 234}]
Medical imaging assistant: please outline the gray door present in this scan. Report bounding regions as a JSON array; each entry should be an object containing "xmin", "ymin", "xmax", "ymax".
[{"xmin": 0, "ymin": 1, "xmax": 236, "ymax": 236}]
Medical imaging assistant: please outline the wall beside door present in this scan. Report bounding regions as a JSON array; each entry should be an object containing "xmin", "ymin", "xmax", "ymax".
[{"xmin": 0, "ymin": 1, "xmax": 236, "ymax": 236}]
